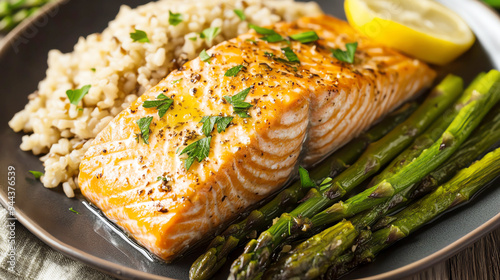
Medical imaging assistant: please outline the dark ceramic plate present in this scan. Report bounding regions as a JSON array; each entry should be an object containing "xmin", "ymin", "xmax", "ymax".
[{"xmin": 0, "ymin": 0, "xmax": 499, "ymax": 279}]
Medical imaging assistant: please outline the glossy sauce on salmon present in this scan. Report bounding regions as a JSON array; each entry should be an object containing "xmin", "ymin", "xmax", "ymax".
[{"xmin": 79, "ymin": 15, "xmax": 436, "ymax": 261}]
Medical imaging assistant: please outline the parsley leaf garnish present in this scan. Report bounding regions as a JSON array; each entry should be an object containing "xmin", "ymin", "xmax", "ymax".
[
  {"xmin": 136, "ymin": 116, "xmax": 153, "ymax": 144},
  {"xmin": 69, "ymin": 207, "xmax": 80, "ymax": 214},
  {"xmin": 281, "ymin": 47, "xmax": 300, "ymax": 63},
  {"xmin": 180, "ymin": 136, "xmax": 212, "ymax": 170},
  {"xmin": 298, "ymin": 166, "xmax": 316, "ymax": 188},
  {"xmin": 290, "ymin": 31, "xmax": 319, "ymax": 43},
  {"xmin": 234, "ymin": 9, "xmax": 246, "ymax": 21},
  {"xmin": 224, "ymin": 87, "xmax": 253, "ymax": 118},
  {"xmin": 200, "ymin": 27, "xmax": 221, "ymax": 42},
  {"xmin": 248, "ymin": 24, "xmax": 286, "ymax": 43},
  {"xmin": 90, "ymin": 68, "xmax": 96, "ymax": 72},
  {"xmin": 225, "ymin": 65, "xmax": 244, "ymax": 77},
  {"xmin": 66, "ymin": 85, "xmax": 91, "ymax": 106},
  {"xmin": 189, "ymin": 36, "xmax": 197, "ymax": 41},
  {"xmin": 332, "ymin": 42, "xmax": 358, "ymax": 64},
  {"xmin": 248, "ymin": 24, "xmax": 277, "ymax": 35},
  {"xmin": 29, "ymin": 170, "xmax": 43, "ymax": 179},
  {"xmin": 261, "ymin": 33, "xmax": 284, "ymax": 43},
  {"xmin": 157, "ymin": 176, "xmax": 168, "ymax": 181},
  {"xmin": 143, "ymin": 94, "xmax": 173, "ymax": 118},
  {"xmin": 264, "ymin": 51, "xmax": 275, "ymax": 58},
  {"xmin": 200, "ymin": 116, "xmax": 233, "ymax": 136},
  {"xmin": 199, "ymin": 49, "xmax": 211, "ymax": 63},
  {"xmin": 130, "ymin": 29, "xmax": 150, "ymax": 43},
  {"xmin": 172, "ymin": 78, "xmax": 182, "ymax": 84},
  {"xmin": 169, "ymin": 11, "xmax": 183, "ymax": 26}
]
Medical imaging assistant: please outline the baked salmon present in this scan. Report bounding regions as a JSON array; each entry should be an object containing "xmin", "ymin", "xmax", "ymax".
[{"xmin": 79, "ymin": 15, "xmax": 436, "ymax": 261}]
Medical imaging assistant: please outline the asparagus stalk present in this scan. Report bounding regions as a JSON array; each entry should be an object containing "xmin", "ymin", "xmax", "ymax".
[
  {"xmin": 0, "ymin": 14, "xmax": 14, "ymax": 32},
  {"xmin": 355, "ymin": 147, "xmax": 500, "ymax": 265},
  {"xmin": 0, "ymin": 2, "xmax": 10, "ymax": 18},
  {"xmin": 366, "ymin": 74, "xmax": 486, "ymax": 188},
  {"xmin": 412, "ymin": 102, "xmax": 500, "ymax": 199},
  {"xmin": 326, "ymin": 148, "xmax": 500, "ymax": 279},
  {"xmin": 372, "ymin": 104, "xmax": 500, "ymax": 230},
  {"xmin": 324, "ymin": 102, "xmax": 500, "ymax": 279},
  {"xmin": 271, "ymin": 220, "xmax": 359, "ymax": 280},
  {"xmin": 190, "ymin": 103, "xmax": 417, "ymax": 280},
  {"xmin": 0, "ymin": 0, "xmax": 50, "ymax": 32},
  {"xmin": 228, "ymin": 75, "xmax": 464, "ymax": 280},
  {"xmin": 280, "ymin": 120, "xmax": 500, "ymax": 280},
  {"xmin": 268, "ymin": 179, "xmax": 417, "ymax": 279},
  {"xmin": 311, "ymin": 70, "xmax": 500, "ymax": 226}
]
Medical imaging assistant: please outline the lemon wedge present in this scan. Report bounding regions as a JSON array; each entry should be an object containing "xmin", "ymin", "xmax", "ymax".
[{"xmin": 344, "ymin": 0, "xmax": 475, "ymax": 65}]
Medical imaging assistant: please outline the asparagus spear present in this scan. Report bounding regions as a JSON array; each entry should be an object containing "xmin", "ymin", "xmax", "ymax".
[
  {"xmin": 279, "ymin": 121, "xmax": 500, "ymax": 280},
  {"xmin": 0, "ymin": 14, "xmax": 14, "ymax": 32},
  {"xmin": 228, "ymin": 75, "xmax": 463, "ymax": 280},
  {"xmin": 372, "ymin": 104, "xmax": 500, "ymax": 230},
  {"xmin": 0, "ymin": 1, "xmax": 10, "ymax": 18},
  {"xmin": 0, "ymin": 0, "xmax": 51, "ymax": 32},
  {"xmin": 189, "ymin": 103, "xmax": 417, "ymax": 280},
  {"xmin": 311, "ymin": 70, "xmax": 500, "ymax": 226},
  {"xmin": 366, "ymin": 74, "xmax": 486, "ymax": 188},
  {"xmin": 270, "ymin": 168, "xmax": 420, "ymax": 279},
  {"xmin": 323, "ymin": 102, "xmax": 500, "ymax": 279},
  {"xmin": 355, "ymin": 147, "xmax": 500, "ymax": 265},
  {"xmin": 326, "ymin": 148, "xmax": 500, "ymax": 279},
  {"xmin": 412, "ymin": 102, "xmax": 500, "ymax": 199}
]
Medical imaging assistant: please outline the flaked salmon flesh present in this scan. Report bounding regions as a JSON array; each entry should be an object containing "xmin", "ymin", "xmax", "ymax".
[{"xmin": 79, "ymin": 15, "xmax": 436, "ymax": 261}]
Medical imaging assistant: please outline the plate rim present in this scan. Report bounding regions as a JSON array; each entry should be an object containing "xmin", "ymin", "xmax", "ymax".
[{"xmin": 0, "ymin": 0, "xmax": 499, "ymax": 279}]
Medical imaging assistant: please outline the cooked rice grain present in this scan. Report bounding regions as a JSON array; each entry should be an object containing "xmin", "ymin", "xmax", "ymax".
[{"xmin": 9, "ymin": 0, "xmax": 322, "ymax": 193}]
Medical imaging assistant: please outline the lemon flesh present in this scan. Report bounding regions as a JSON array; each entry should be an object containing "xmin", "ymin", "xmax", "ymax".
[{"xmin": 345, "ymin": 0, "xmax": 475, "ymax": 65}]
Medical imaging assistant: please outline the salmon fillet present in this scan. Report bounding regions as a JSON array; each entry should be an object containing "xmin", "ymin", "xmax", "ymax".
[{"xmin": 79, "ymin": 15, "xmax": 436, "ymax": 261}]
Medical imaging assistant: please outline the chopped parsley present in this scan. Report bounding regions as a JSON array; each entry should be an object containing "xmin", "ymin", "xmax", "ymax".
[
  {"xmin": 130, "ymin": 29, "xmax": 150, "ymax": 43},
  {"xmin": 290, "ymin": 31, "xmax": 319, "ymax": 44},
  {"xmin": 332, "ymin": 42, "xmax": 358, "ymax": 64},
  {"xmin": 224, "ymin": 65, "xmax": 244, "ymax": 77},
  {"xmin": 66, "ymin": 85, "xmax": 91, "ymax": 106},
  {"xmin": 264, "ymin": 51, "xmax": 275, "ymax": 58},
  {"xmin": 180, "ymin": 136, "xmax": 212, "ymax": 170},
  {"xmin": 248, "ymin": 24, "xmax": 277, "ymax": 35},
  {"xmin": 234, "ymin": 9, "xmax": 246, "ymax": 21},
  {"xmin": 200, "ymin": 116, "xmax": 233, "ymax": 136},
  {"xmin": 168, "ymin": 11, "xmax": 183, "ymax": 26},
  {"xmin": 261, "ymin": 33, "xmax": 284, "ymax": 43},
  {"xmin": 90, "ymin": 68, "xmax": 96, "ymax": 72},
  {"xmin": 29, "ymin": 170, "xmax": 44, "ymax": 179},
  {"xmin": 189, "ymin": 36, "xmax": 197, "ymax": 41},
  {"xmin": 265, "ymin": 50, "xmax": 298, "ymax": 67},
  {"xmin": 69, "ymin": 207, "xmax": 80, "ymax": 214},
  {"xmin": 281, "ymin": 47, "xmax": 300, "ymax": 63},
  {"xmin": 298, "ymin": 166, "xmax": 316, "ymax": 188},
  {"xmin": 136, "ymin": 116, "xmax": 153, "ymax": 144},
  {"xmin": 157, "ymin": 176, "xmax": 168, "ymax": 181},
  {"xmin": 224, "ymin": 87, "xmax": 253, "ymax": 118},
  {"xmin": 248, "ymin": 24, "xmax": 285, "ymax": 43},
  {"xmin": 199, "ymin": 49, "xmax": 211, "ymax": 63},
  {"xmin": 143, "ymin": 93, "xmax": 173, "ymax": 118},
  {"xmin": 172, "ymin": 78, "xmax": 183, "ymax": 84},
  {"xmin": 200, "ymin": 27, "xmax": 221, "ymax": 42}
]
